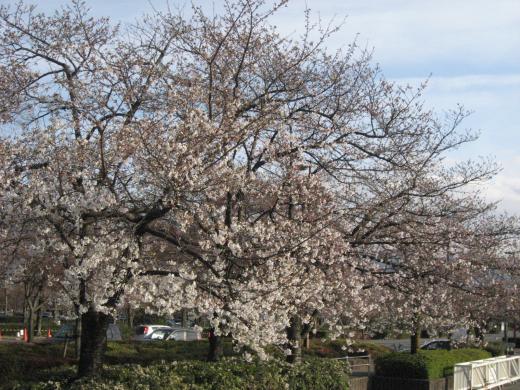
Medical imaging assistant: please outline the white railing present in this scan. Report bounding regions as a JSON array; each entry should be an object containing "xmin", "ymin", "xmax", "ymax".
[
  {"xmin": 454, "ymin": 355, "xmax": 520, "ymax": 389},
  {"xmin": 335, "ymin": 355, "xmax": 371, "ymax": 374}
]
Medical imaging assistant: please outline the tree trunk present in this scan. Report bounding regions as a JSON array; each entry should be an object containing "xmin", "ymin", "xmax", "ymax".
[
  {"xmin": 474, "ymin": 326, "xmax": 484, "ymax": 345},
  {"xmin": 4, "ymin": 286, "xmax": 7, "ymax": 315},
  {"xmin": 286, "ymin": 315, "xmax": 302, "ymax": 363},
  {"xmin": 181, "ymin": 308, "xmax": 188, "ymax": 328},
  {"xmin": 302, "ymin": 321, "xmax": 312, "ymax": 350},
  {"xmin": 27, "ymin": 306, "xmax": 35, "ymax": 342},
  {"xmin": 22, "ymin": 290, "xmax": 28, "ymax": 327},
  {"xmin": 75, "ymin": 316, "xmax": 82, "ymax": 360},
  {"xmin": 36, "ymin": 307, "xmax": 42, "ymax": 336},
  {"xmin": 35, "ymin": 293, "xmax": 44, "ymax": 337},
  {"xmin": 207, "ymin": 328, "xmax": 223, "ymax": 362},
  {"xmin": 410, "ymin": 329, "xmax": 420, "ymax": 355},
  {"xmin": 77, "ymin": 309, "xmax": 111, "ymax": 378},
  {"xmin": 127, "ymin": 306, "xmax": 134, "ymax": 329}
]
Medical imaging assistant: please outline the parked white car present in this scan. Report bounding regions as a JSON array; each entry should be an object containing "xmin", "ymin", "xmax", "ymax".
[{"xmin": 132, "ymin": 325, "xmax": 173, "ymax": 341}]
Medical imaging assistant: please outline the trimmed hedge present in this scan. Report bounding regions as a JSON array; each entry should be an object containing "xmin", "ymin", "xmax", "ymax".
[
  {"xmin": 421, "ymin": 349, "xmax": 491, "ymax": 378},
  {"xmin": 13, "ymin": 358, "xmax": 350, "ymax": 390},
  {"xmin": 375, "ymin": 348, "xmax": 491, "ymax": 379},
  {"xmin": 374, "ymin": 352, "xmax": 427, "ymax": 379}
]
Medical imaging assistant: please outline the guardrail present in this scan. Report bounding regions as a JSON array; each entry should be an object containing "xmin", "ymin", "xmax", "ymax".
[
  {"xmin": 454, "ymin": 355, "xmax": 520, "ymax": 389},
  {"xmin": 336, "ymin": 355, "xmax": 371, "ymax": 374}
]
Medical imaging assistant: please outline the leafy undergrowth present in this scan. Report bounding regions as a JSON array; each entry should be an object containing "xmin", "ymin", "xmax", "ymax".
[
  {"xmin": 11, "ymin": 358, "xmax": 350, "ymax": 390},
  {"xmin": 0, "ymin": 343, "xmax": 75, "ymax": 389}
]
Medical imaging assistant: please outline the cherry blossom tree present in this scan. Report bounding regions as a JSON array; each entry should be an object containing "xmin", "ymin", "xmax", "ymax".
[
  {"xmin": 360, "ymin": 198, "xmax": 520, "ymax": 353},
  {"xmin": 0, "ymin": 0, "xmax": 515, "ymax": 377}
]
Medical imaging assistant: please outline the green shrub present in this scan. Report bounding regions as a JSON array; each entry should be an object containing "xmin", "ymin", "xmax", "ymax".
[
  {"xmin": 375, "ymin": 348, "xmax": 491, "ymax": 379},
  {"xmin": 15, "ymin": 358, "xmax": 350, "ymax": 390}
]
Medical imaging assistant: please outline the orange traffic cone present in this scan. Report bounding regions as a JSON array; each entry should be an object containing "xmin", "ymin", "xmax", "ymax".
[
  {"xmin": 47, "ymin": 328, "xmax": 52, "ymax": 338},
  {"xmin": 23, "ymin": 327, "xmax": 28, "ymax": 342}
]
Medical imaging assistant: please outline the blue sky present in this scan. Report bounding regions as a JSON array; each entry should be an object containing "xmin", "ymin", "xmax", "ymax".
[{"xmin": 5, "ymin": 0, "xmax": 520, "ymax": 213}]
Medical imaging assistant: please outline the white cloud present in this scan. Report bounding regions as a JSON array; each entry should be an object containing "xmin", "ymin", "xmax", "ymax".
[{"xmin": 483, "ymin": 157, "xmax": 520, "ymax": 215}]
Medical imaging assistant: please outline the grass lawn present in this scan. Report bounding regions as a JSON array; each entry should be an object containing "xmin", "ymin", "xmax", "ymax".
[{"xmin": 105, "ymin": 339, "xmax": 237, "ymax": 365}]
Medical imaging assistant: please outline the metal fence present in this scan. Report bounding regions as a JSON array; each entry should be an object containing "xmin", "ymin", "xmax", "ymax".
[
  {"xmin": 454, "ymin": 355, "xmax": 520, "ymax": 389},
  {"xmin": 336, "ymin": 355, "xmax": 371, "ymax": 374}
]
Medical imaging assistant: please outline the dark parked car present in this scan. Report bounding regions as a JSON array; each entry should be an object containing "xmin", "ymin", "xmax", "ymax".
[{"xmin": 420, "ymin": 339, "xmax": 451, "ymax": 350}]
